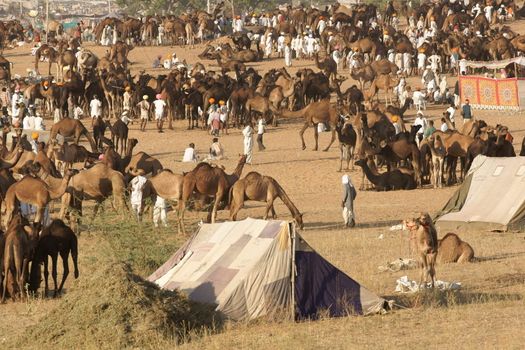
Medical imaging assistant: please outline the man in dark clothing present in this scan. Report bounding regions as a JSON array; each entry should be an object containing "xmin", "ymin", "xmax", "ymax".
[{"xmin": 461, "ymin": 99, "xmax": 472, "ymax": 120}]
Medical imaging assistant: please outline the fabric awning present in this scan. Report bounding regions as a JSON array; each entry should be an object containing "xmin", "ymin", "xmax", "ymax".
[{"xmin": 464, "ymin": 56, "xmax": 525, "ymax": 69}]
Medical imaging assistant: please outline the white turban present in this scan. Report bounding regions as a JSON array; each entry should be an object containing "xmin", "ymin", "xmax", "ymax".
[{"xmin": 342, "ymin": 174, "xmax": 350, "ymax": 184}]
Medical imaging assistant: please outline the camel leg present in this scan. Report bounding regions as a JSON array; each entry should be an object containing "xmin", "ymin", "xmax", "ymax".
[
  {"xmin": 229, "ymin": 196, "xmax": 244, "ymax": 221},
  {"xmin": 43, "ymin": 256, "xmax": 50, "ymax": 295},
  {"xmin": 313, "ymin": 124, "xmax": 319, "ymax": 151},
  {"xmin": 57, "ymin": 251, "xmax": 69, "ymax": 294},
  {"xmin": 51, "ymin": 253, "xmax": 59, "ymax": 297},
  {"xmin": 299, "ymin": 123, "xmax": 309, "ymax": 150},
  {"xmin": 323, "ymin": 128, "xmax": 336, "ymax": 152}
]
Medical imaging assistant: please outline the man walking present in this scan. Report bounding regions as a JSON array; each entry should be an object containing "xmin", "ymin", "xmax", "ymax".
[
  {"xmin": 256, "ymin": 116, "xmax": 266, "ymax": 151},
  {"xmin": 341, "ymin": 174, "xmax": 357, "ymax": 228},
  {"xmin": 137, "ymin": 95, "xmax": 150, "ymax": 132},
  {"xmin": 242, "ymin": 121, "xmax": 254, "ymax": 164}
]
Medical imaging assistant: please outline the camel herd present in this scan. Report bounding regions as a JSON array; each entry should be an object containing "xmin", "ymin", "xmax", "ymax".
[{"xmin": 1, "ymin": 1, "xmax": 525, "ymax": 301}]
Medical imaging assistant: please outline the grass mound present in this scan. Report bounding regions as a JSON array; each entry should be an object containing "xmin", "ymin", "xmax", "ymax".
[{"xmin": 18, "ymin": 261, "xmax": 220, "ymax": 349}]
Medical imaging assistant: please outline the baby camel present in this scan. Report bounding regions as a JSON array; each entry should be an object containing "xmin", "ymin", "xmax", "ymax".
[{"xmin": 404, "ymin": 213, "xmax": 438, "ymax": 288}]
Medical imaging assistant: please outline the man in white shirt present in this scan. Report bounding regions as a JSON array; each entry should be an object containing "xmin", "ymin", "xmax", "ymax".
[
  {"xmin": 130, "ymin": 169, "xmax": 147, "ymax": 221},
  {"xmin": 440, "ymin": 117, "xmax": 449, "ymax": 132},
  {"xmin": 257, "ymin": 116, "xmax": 266, "ymax": 151},
  {"xmin": 317, "ymin": 16, "xmax": 326, "ymax": 35},
  {"xmin": 90, "ymin": 95, "xmax": 102, "ymax": 126},
  {"xmin": 412, "ymin": 87, "xmax": 426, "ymax": 111},
  {"xmin": 446, "ymin": 104, "xmax": 456, "ymax": 128},
  {"xmin": 137, "ymin": 95, "xmax": 150, "ymax": 132},
  {"xmin": 413, "ymin": 111, "xmax": 427, "ymax": 146},
  {"xmin": 23, "ymin": 110, "xmax": 35, "ymax": 129},
  {"xmin": 153, "ymin": 94, "xmax": 166, "ymax": 133},
  {"xmin": 242, "ymin": 122, "xmax": 253, "ymax": 164},
  {"xmin": 34, "ymin": 112, "xmax": 45, "ymax": 130},
  {"xmin": 182, "ymin": 143, "xmax": 198, "ymax": 162}
]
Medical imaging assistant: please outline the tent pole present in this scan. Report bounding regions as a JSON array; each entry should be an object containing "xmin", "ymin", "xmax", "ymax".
[{"xmin": 290, "ymin": 222, "xmax": 296, "ymax": 321}]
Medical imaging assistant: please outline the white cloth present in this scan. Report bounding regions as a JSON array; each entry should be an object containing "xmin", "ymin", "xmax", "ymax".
[
  {"xmin": 34, "ymin": 116, "xmax": 45, "ymax": 130},
  {"xmin": 138, "ymin": 100, "xmax": 150, "ymax": 119},
  {"xmin": 243, "ymin": 125, "xmax": 253, "ymax": 163},
  {"xmin": 153, "ymin": 196, "xmax": 167, "ymax": 227},
  {"xmin": 284, "ymin": 45, "xmax": 292, "ymax": 67},
  {"xmin": 441, "ymin": 123, "xmax": 449, "ymax": 132},
  {"xmin": 90, "ymin": 98, "xmax": 102, "ymax": 117},
  {"xmin": 414, "ymin": 116, "xmax": 427, "ymax": 134},
  {"xmin": 153, "ymin": 99, "xmax": 166, "ymax": 119},
  {"xmin": 257, "ymin": 119, "xmax": 265, "ymax": 135},
  {"xmin": 446, "ymin": 106, "xmax": 456, "ymax": 123},
  {"xmin": 130, "ymin": 175, "xmax": 147, "ymax": 206},
  {"xmin": 182, "ymin": 147, "xmax": 197, "ymax": 162},
  {"xmin": 23, "ymin": 115, "xmax": 35, "ymax": 129}
]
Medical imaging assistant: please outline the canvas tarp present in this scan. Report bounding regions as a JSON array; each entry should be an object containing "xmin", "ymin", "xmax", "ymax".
[
  {"xmin": 435, "ymin": 156, "xmax": 525, "ymax": 232},
  {"xmin": 149, "ymin": 218, "xmax": 387, "ymax": 321}
]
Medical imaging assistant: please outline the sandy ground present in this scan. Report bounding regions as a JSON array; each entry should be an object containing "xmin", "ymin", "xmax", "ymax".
[{"xmin": 1, "ymin": 20, "xmax": 525, "ymax": 349}]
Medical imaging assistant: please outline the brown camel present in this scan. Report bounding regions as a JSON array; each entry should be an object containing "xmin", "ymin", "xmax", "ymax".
[
  {"xmin": 366, "ymin": 74, "xmax": 399, "ymax": 106},
  {"xmin": 49, "ymin": 118, "xmax": 97, "ymax": 152},
  {"xmin": 28, "ymin": 219, "xmax": 79, "ymax": 297},
  {"xmin": 279, "ymin": 99, "xmax": 338, "ymax": 151},
  {"xmin": 125, "ymin": 151, "xmax": 163, "ymax": 175},
  {"xmin": 34, "ymin": 44, "xmax": 59, "ymax": 76},
  {"xmin": 245, "ymin": 94, "xmax": 278, "ymax": 125},
  {"xmin": 178, "ymin": 155, "xmax": 247, "ymax": 231},
  {"xmin": 350, "ymin": 64, "xmax": 376, "ymax": 91},
  {"xmin": 229, "ymin": 171, "xmax": 304, "ymax": 229},
  {"xmin": 216, "ymin": 57, "xmax": 246, "ymax": 74},
  {"xmin": 109, "ymin": 119, "xmax": 129, "ymax": 155},
  {"xmin": 314, "ymin": 53, "xmax": 337, "ymax": 82},
  {"xmin": 437, "ymin": 233, "xmax": 474, "ymax": 264},
  {"xmin": 102, "ymin": 138, "xmax": 138, "ymax": 173},
  {"xmin": 4, "ymin": 167, "xmax": 73, "ymax": 227},
  {"xmin": 404, "ymin": 213, "xmax": 438, "ymax": 288},
  {"xmin": 59, "ymin": 163, "xmax": 127, "ymax": 230},
  {"xmin": 1, "ymin": 214, "xmax": 37, "ymax": 302}
]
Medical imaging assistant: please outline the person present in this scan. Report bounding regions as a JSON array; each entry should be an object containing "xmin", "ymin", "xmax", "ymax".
[
  {"xmin": 277, "ymin": 32, "xmax": 285, "ymax": 58},
  {"xmin": 23, "ymin": 108, "xmax": 35, "ymax": 129},
  {"xmin": 209, "ymin": 137, "xmax": 224, "ymax": 160},
  {"xmin": 182, "ymin": 143, "xmax": 198, "ymax": 162},
  {"xmin": 153, "ymin": 94, "xmax": 166, "ymax": 133},
  {"xmin": 440, "ymin": 117, "xmax": 449, "ymax": 132},
  {"xmin": 11, "ymin": 89, "xmax": 23, "ymax": 116},
  {"xmin": 123, "ymin": 86, "xmax": 132, "ymax": 111},
  {"xmin": 284, "ymin": 43, "xmax": 292, "ymax": 67},
  {"xmin": 153, "ymin": 195, "xmax": 168, "ymax": 228},
  {"xmin": 207, "ymin": 105, "xmax": 221, "ymax": 136},
  {"xmin": 121, "ymin": 110, "xmax": 131, "ymax": 126},
  {"xmin": 90, "ymin": 95, "xmax": 102, "ymax": 126},
  {"xmin": 256, "ymin": 116, "xmax": 266, "ymax": 151},
  {"xmin": 29, "ymin": 131, "xmax": 39, "ymax": 154},
  {"xmin": 391, "ymin": 115, "xmax": 402, "ymax": 135},
  {"xmin": 137, "ymin": 95, "xmax": 150, "ymax": 131},
  {"xmin": 0, "ymin": 87, "xmax": 10, "ymax": 108},
  {"xmin": 130, "ymin": 169, "xmax": 148, "ymax": 222},
  {"xmin": 412, "ymin": 87, "xmax": 426, "ymax": 111},
  {"xmin": 341, "ymin": 174, "xmax": 356, "ymax": 228},
  {"xmin": 461, "ymin": 99, "xmax": 473, "ymax": 120},
  {"xmin": 218, "ymin": 100, "xmax": 228, "ymax": 134},
  {"xmin": 34, "ymin": 112, "xmax": 45, "ymax": 130},
  {"xmin": 423, "ymin": 120, "xmax": 436, "ymax": 139},
  {"xmin": 73, "ymin": 104, "xmax": 83, "ymax": 119},
  {"xmin": 242, "ymin": 121, "xmax": 253, "ymax": 164},
  {"xmin": 152, "ymin": 55, "xmax": 161, "ymax": 68},
  {"xmin": 446, "ymin": 104, "xmax": 456, "ymax": 127},
  {"xmin": 413, "ymin": 111, "xmax": 427, "ymax": 146}
]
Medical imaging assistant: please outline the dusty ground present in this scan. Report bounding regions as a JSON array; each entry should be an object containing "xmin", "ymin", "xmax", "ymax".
[{"xmin": 1, "ymin": 20, "xmax": 525, "ymax": 349}]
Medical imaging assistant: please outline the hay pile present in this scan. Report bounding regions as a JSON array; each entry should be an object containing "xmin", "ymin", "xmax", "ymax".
[{"xmin": 17, "ymin": 262, "xmax": 220, "ymax": 348}]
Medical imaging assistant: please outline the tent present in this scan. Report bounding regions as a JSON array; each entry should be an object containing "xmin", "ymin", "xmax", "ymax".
[
  {"xmin": 148, "ymin": 218, "xmax": 387, "ymax": 321},
  {"xmin": 435, "ymin": 155, "xmax": 525, "ymax": 232}
]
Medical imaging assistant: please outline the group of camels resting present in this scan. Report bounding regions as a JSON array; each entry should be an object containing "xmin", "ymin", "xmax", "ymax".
[{"xmin": 0, "ymin": 113, "xmax": 304, "ymax": 301}]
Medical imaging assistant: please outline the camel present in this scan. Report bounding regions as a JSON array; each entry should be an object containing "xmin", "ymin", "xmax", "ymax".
[
  {"xmin": 4, "ymin": 167, "xmax": 73, "ymax": 228},
  {"xmin": 216, "ymin": 57, "xmax": 246, "ymax": 74},
  {"xmin": 28, "ymin": 219, "xmax": 79, "ymax": 297},
  {"xmin": 245, "ymin": 94, "xmax": 278, "ymax": 126},
  {"xmin": 433, "ymin": 131, "xmax": 474, "ymax": 184},
  {"xmin": 350, "ymin": 65, "xmax": 376, "ymax": 91},
  {"xmin": 428, "ymin": 134, "xmax": 446, "ymax": 188},
  {"xmin": 375, "ymin": 137, "xmax": 422, "ymax": 187},
  {"xmin": 437, "ymin": 233, "xmax": 474, "ymax": 264},
  {"xmin": 34, "ymin": 44, "xmax": 59, "ymax": 76},
  {"xmin": 279, "ymin": 99, "xmax": 338, "ymax": 151},
  {"xmin": 1, "ymin": 214, "xmax": 37, "ymax": 302},
  {"xmin": 146, "ymin": 169, "xmax": 184, "ymax": 232},
  {"xmin": 50, "ymin": 142, "xmax": 99, "ymax": 172},
  {"xmin": 366, "ymin": 74, "xmax": 399, "ymax": 106},
  {"xmin": 336, "ymin": 117, "xmax": 356, "ymax": 172},
  {"xmin": 109, "ymin": 119, "xmax": 129, "ymax": 155},
  {"xmin": 49, "ymin": 118, "xmax": 97, "ymax": 153},
  {"xmin": 229, "ymin": 171, "xmax": 304, "ymax": 229},
  {"xmin": 102, "ymin": 138, "xmax": 138, "ymax": 173},
  {"xmin": 178, "ymin": 155, "xmax": 247, "ymax": 231},
  {"xmin": 185, "ymin": 22, "xmax": 195, "ymax": 48},
  {"xmin": 125, "ymin": 151, "xmax": 163, "ymax": 176},
  {"xmin": 59, "ymin": 163, "xmax": 127, "ymax": 230},
  {"xmin": 314, "ymin": 53, "xmax": 337, "ymax": 82},
  {"xmin": 404, "ymin": 213, "xmax": 438, "ymax": 288},
  {"xmin": 355, "ymin": 158, "xmax": 416, "ymax": 191}
]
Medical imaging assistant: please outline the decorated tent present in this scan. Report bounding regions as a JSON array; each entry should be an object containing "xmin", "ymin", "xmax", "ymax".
[
  {"xmin": 148, "ymin": 218, "xmax": 387, "ymax": 321},
  {"xmin": 435, "ymin": 155, "xmax": 525, "ymax": 232},
  {"xmin": 459, "ymin": 57, "xmax": 525, "ymax": 111}
]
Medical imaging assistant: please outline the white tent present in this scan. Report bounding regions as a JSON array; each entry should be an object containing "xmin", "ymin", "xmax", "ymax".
[
  {"xmin": 435, "ymin": 156, "xmax": 525, "ymax": 232},
  {"xmin": 149, "ymin": 218, "xmax": 387, "ymax": 321}
]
